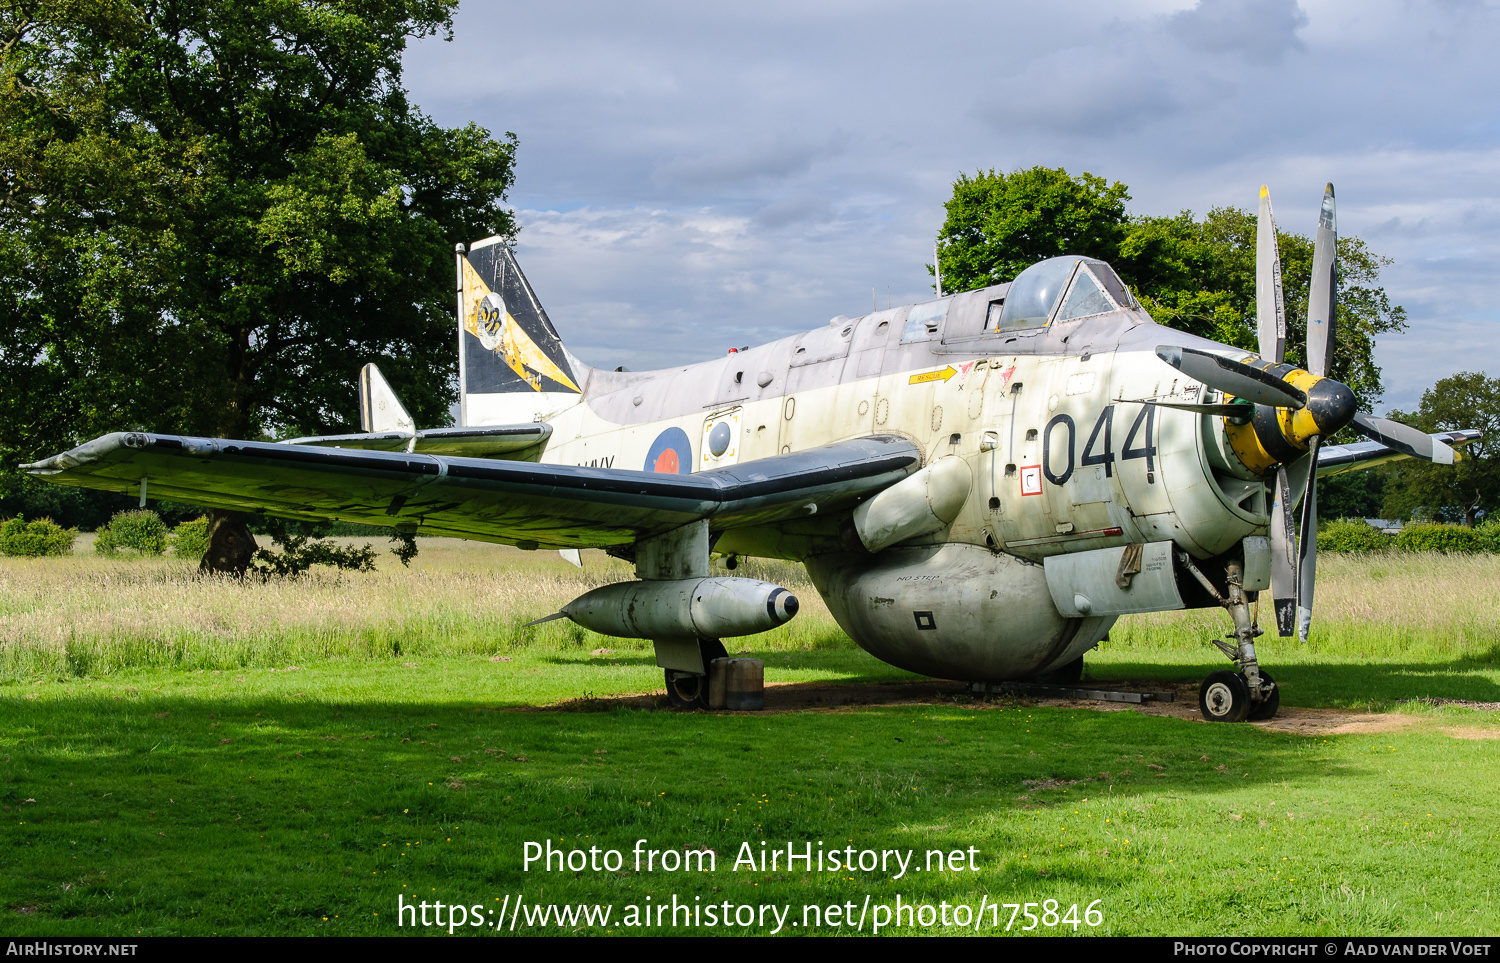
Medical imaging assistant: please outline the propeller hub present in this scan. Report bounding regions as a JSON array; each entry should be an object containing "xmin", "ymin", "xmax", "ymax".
[
  {"xmin": 1299, "ymin": 376, "xmax": 1357, "ymax": 438},
  {"xmin": 1277, "ymin": 370, "xmax": 1356, "ymax": 448},
  {"xmin": 1222, "ymin": 369, "xmax": 1357, "ymax": 476}
]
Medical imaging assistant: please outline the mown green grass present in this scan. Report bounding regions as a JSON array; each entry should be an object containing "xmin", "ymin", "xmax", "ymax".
[
  {"xmin": 1, "ymin": 544, "xmax": 1498, "ymax": 936},
  {"xmin": 3, "ymin": 670, "xmax": 1497, "ymax": 936}
]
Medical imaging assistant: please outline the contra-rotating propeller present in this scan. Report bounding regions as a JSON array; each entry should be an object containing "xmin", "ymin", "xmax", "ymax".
[{"xmin": 1155, "ymin": 184, "xmax": 1459, "ymax": 642}]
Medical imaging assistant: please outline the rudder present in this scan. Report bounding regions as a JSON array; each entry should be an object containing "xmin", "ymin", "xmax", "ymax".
[{"xmin": 457, "ymin": 238, "xmax": 587, "ymax": 426}]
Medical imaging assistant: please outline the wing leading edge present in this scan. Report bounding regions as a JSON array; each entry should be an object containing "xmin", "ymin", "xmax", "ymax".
[
  {"xmin": 24, "ymin": 433, "xmax": 922, "ymax": 549},
  {"xmin": 1316, "ymin": 429, "xmax": 1481, "ymax": 477}
]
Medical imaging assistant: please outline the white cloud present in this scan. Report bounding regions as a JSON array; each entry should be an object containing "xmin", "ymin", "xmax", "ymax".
[
  {"xmin": 654, "ymin": 135, "xmax": 846, "ymax": 191},
  {"xmin": 1167, "ymin": 0, "xmax": 1309, "ymax": 63}
]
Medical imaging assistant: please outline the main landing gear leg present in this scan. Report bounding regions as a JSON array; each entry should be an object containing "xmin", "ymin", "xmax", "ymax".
[{"xmin": 1186, "ymin": 555, "xmax": 1279, "ymax": 722}]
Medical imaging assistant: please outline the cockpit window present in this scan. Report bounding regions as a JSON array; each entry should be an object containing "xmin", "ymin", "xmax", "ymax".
[
  {"xmin": 1089, "ymin": 261, "xmax": 1137, "ymax": 310},
  {"xmin": 998, "ymin": 256, "xmax": 1138, "ymax": 329},
  {"xmin": 996, "ymin": 256, "xmax": 1079, "ymax": 330},
  {"xmin": 1056, "ymin": 269, "xmax": 1114, "ymax": 321}
]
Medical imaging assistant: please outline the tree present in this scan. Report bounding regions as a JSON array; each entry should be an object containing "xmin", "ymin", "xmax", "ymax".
[
  {"xmin": 933, "ymin": 167, "xmax": 1407, "ymax": 412},
  {"xmin": 1, "ymin": 0, "xmax": 517, "ymax": 570},
  {"xmin": 1116, "ymin": 209, "xmax": 1405, "ymax": 412},
  {"xmin": 1317, "ymin": 470, "xmax": 1387, "ymax": 523},
  {"xmin": 934, "ymin": 167, "xmax": 1130, "ymax": 293},
  {"xmin": 1380, "ymin": 372, "xmax": 1500, "ymax": 527}
]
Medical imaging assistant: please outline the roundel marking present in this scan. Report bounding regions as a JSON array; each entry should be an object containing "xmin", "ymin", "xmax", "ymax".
[{"xmin": 644, "ymin": 427, "xmax": 693, "ymax": 474}]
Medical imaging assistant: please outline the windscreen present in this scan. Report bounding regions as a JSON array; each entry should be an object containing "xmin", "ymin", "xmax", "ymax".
[{"xmin": 996, "ymin": 256, "xmax": 1080, "ymax": 330}]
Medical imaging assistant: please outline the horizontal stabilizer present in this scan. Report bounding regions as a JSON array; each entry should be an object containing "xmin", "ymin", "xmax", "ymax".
[
  {"xmin": 359, "ymin": 363, "xmax": 414, "ymax": 434},
  {"xmin": 281, "ymin": 424, "xmax": 552, "ymax": 459}
]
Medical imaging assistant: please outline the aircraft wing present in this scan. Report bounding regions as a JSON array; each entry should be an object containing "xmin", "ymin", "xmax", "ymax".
[
  {"xmin": 1316, "ymin": 429, "xmax": 1481, "ymax": 477},
  {"xmin": 24, "ymin": 432, "xmax": 922, "ymax": 549}
]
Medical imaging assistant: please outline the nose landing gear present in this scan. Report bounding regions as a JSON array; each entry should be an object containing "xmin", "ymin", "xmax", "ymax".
[
  {"xmin": 1198, "ymin": 666, "xmax": 1279, "ymax": 723},
  {"xmin": 1179, "ymin": 552, "xmax": 1281, "ymax": 722}
]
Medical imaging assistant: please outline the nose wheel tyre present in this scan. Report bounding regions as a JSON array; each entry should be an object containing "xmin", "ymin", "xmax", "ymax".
[
  {"xmin": 1199, "ymin": 670, "xmax": 1251, "ymax": 722},
  {"xmin": 1247, "ymin": 670, "xmax": 1280, "ymax": 721}
]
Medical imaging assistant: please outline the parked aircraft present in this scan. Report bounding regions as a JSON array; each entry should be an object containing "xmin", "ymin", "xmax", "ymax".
[{"xmin": 26, "ymin": 184, "xmax": 1475, "ymax": 721}]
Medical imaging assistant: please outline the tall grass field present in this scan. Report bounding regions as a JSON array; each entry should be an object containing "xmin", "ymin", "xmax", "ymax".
[{"xmin": 1, "ymin": 540, "xmax": 1497, "ymax": 936}]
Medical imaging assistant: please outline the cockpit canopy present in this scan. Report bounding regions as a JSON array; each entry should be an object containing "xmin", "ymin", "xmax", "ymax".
[{"xmin": 996, "ymin": 256, "xmax": 1137, "ymax": 331}]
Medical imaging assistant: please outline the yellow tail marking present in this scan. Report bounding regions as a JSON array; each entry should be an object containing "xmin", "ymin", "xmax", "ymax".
[
  {"xmin": 498, "ymin": 314, "xmax": 581, "ymax": 393},
  {"xmin": 460, "ymin": 257, "xmax": 491, "ymax": 340},
  {"xmin": 460, "ymin": 256, "xmax": 581, "ymax": 394}
]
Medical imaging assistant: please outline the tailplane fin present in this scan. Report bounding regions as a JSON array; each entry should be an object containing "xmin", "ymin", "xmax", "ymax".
[
  {"xmin": 457, "ymin": 238, "xmax": 587, "ymax": 426},
  {"xmin": 359, "ymin": 363, "xmax": 415, "ymax": 434}
]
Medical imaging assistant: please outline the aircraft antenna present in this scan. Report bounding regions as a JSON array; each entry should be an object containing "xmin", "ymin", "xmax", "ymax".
[{"xmin": 934, "ymin": 242, "xmax": 943, "ymax": 297}]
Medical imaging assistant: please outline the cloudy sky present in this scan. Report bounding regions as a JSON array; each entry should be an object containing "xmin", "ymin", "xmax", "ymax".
[{"xmin": 403, "ymin": 0, "xmax": 1500, "ymax": 413}]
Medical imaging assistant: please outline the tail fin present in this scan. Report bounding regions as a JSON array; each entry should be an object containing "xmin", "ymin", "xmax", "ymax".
[{"xmin": 457, "ymin": 238, "xmax": 587, "ymax": 426}]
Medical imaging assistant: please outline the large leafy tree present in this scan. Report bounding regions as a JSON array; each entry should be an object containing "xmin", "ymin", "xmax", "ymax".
[
  {"xmin": 1379, "ymin": 372, "xmax": 1500, "ymax": 526},
  {"xmin": 933, "ymin": 168, "xmax": 1407, "ymax": 411},
  {"xmin": 1114, "ymin": 207, "xmax": 1405, "ymax": 412},
  {"xmin": 0, "ymin": 0, "xmax": 516, "ymax": 459},
  {"xmin": 934, "ymin": 167, "xmax": 1130, "ymax": 292},
  {"xmin": 1, "ymin": 0, "xmax": 515, "ymax": 568}
]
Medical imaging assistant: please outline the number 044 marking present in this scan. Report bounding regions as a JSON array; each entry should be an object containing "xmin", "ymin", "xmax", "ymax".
[{"xmin": 1043, "ymin": 405, "xmax": 1156, "ymax": 487}]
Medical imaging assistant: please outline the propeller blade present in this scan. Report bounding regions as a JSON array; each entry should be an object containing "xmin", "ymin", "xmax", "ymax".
[
  {"xmin": 1296, "ymin": 436, "xmax": 1322, "ymax": 643},
  {"xmin": 1351, "ymin": 411, "xmax": 1455, "ymax": 465},
  {"xmin": 1269, "ymin": 465, "xmax": 1298, "ymax": 637},
  {"xmin": 1306, "ymin": 184, "xmax": 1337, "ymax": 378},
  {"xmin": 1155, "ymin": 345, "xmax": 1307, "ymax": 409},
  {"xmin": 1284, "ymin": 443, "xmax": 1314, "ymax": 508},
  {"xmin": 1256, "ymin": 186, "xmax": 1287, "ymax": 364}
]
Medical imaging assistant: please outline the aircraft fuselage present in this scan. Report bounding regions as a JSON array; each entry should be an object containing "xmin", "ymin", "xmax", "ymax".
[{"xmin": 487, "ymin": 270, "xmax": 1267, "ymax": 680}]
